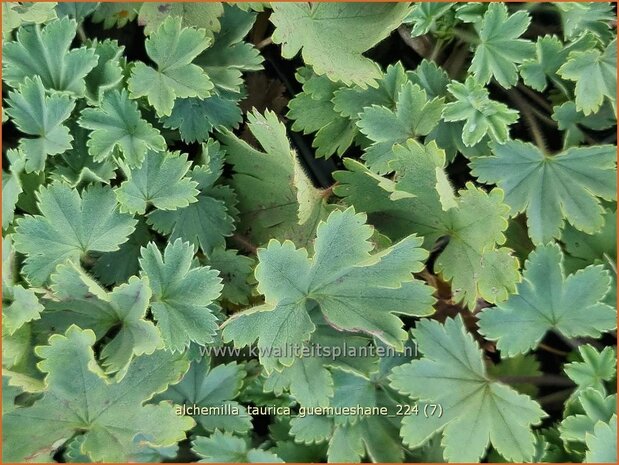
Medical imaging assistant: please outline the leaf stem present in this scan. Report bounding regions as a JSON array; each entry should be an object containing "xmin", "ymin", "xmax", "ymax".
[
  {"xmin": 397, "ymin": 26, "xmax": 433, "ymax": 58},
  {"xmin": 430, "ymin": 38, "xmax": 445, "ymax": 62},
  {"xmin": 231, "ymin": 233, "xmax": 258, "ymax": 255},
  {"xmin": 537, "ymin": 387, "xmax": 574, "ymax": 407},
  {"xmin": 603, "ymin": 253, "xmax": 617, "ymax": 275},
  {"xmin": 502, "ymin": 87, "xmax": 548, "ymax": 153},
  {"xmin": 451, "ymin": 28, "xmax": 480, "ymax": 44},
  {"xmin": 77, "ymin": 24, "xmax": 87, "ymax": 43},
  {"xmin": 516, "ymin": 84, "xmax": 553, "ymax": 112},
  {"xmin": 538, "ymin": 342, "xmax": 569, "ymax": 356},
  {"xmin": 256, "ymin": 36, "xmax": 273, "ymax": 50}
]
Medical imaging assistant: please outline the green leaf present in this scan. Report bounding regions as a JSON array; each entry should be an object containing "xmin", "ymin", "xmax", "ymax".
[
  {"xmin": 222, "ymin": 207, "xmax": 435, "ymax": 371},
  {"xmin": 471, "ymin": 140, "xmax": 617, "ymax": 244},
  {"xmin": 520, "ymin": 35, "xmax": 568, "ymax": 92},
  {"xmin": 3, "ymin": 285, "xmax": 44, "ymax": 336},
  {"xmin": 337, "ymin": 140, "xmax": 520, "ymax": 308},
  {"xmin": 2, "ymin": 2, "xmax": 57, "ymax": 39},
  {"xmin": 585, "ymin": 415, "xmax": 617, "ymax": 463},
  {"xmin": 287, "ymin": 69, "xmax": 357, "ymax": 158},
  {"xmin": 520, "ymin": 34, "xmax": 596, "ymax": 93},
  {"xmin": 2, "ymin": 149, "xmax": 26, "ymax": 229},
  {"xmin": 92, "ymin": 217, "xmax": 152, "ymax": 286},
  {"xmin": 478, "ymin": 244, "xmax": 616, "ymax": 357},
  {"xmin": 139, "ymin": 239, "xmax": 223, "ymax": 351},
  {"xmin": 84, "ymin": 39, "xmax": 126, "ymax": 103},
  {"xmin": 193, "ymin": 431, "xmax": 283, "ymax": 463},
  {"xmin": 13, "ymin": 183, "xmax": 137, "ymax": 286},
  {"xmin": 91, "ymin": 3, "xmax": 139, "ymax": 29},
  {"xmin": 116, "ymin": 151, "xmax": 198, "ymax": 214},
  {"xmin": 0, "ymin": 236, "xmax": 42, "ymax": 337},
  {"xmin": 560, "ymin": 389, "xmax": 616, "ymax": 445},
  {"xmin": 270, "ymin": 3, "xmax": 411, "ymax": 87},
  {"xmin": 55, "ymin": 2, "xmax": 98, "ymax": 22},
  {"xmin": 205, "ymin": 248, "xmax": 255, "ymax": 305},
  {"xmin": 357, "ymin": 81, "xmax": 444, "ymax": 173},
  {"xmin": 389, "ymin": 315, "xmax": 545, "ymax": 462},
  {"xmin": 564, "ymin": 207, "xmax": 617, "ymax": 265},
  {"xmin": 2, "ymin": 17, "xmax": 98, "ymax": 95},
  {"xmin": 487, "ymin": 354, "xmax": 542, "ymax": 397},
  {"xmin": 562, "ymin": 208, "xmax": 617, "ymax": 306},
  {"xmin": 157, "ymin": 356, "xmax": 252, "ymax": 433},
  {"xmin": 469, "ymin": 2, "xmax": 534, "ymax": 88},
  {"xmin": 138, "ymin": 2, "xmax": 224, "ymax": 37},
  {"xmin": 147, "ymin": 141, "xmax": 235, "ymax": 255},
  {"xmin": 564, "ymin": 345, "xmax": 616, "ymax": 392},
  {"xmin": 558, "ymin": 39, "xmax": 617, "ymax": 115},
  {"xmin": 332, "ymin": 61, "xmax": 409, "ymax": 118},
  {"xmin": 162, "ymin": 95, "xmax": 243, "ymax": 143},
  {"xmin": 557, "ymin": 2, "xmax": 616, "ymax": 41},
  {"xmin": 46, "ymin": 262, "xmax": 162, "ymax": 374},
  {"xmin": 404, "ymin": 2, "xmax": 454, "ymax": 37},
  {"xmin": 219, "ymin": 110, "xmax": 329, "ymax": 248},
  {"xmin": 3, "ymin": 326, "xmax": 194, "ymax": 463},
  {"xmin": 194, "ymin": 4, "xmax": 263, "ymax": 93},
  {"xmin": 127, "ymin": 16, "xmax": 214, "ymax": 117},
  {"xmin": 443, "ymin": 77, "xmax": 519, "ymax": 147},
  {"xmin": 552, "ymin": 101, "xmax": 617, "ymax": 148},
  {"xmin": 50, "ymin": 120, "xmax": 117, "ymax": 187},
  {"xmin": 5, "ymin": 76, "xmax": 75, "ymax": 173},
  {"xmin": 79, "ymin": 89, "xmax": 166, "ymax": 167}
]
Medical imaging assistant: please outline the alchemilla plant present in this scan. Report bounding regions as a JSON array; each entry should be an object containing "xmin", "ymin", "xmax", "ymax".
[{"xmin": 2, "ymin": 2, "xmax": 617, "ymax": 463}]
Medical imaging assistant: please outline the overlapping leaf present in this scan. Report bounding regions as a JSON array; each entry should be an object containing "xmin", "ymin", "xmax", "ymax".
[
  {"xmin": 471, "ymin": 140, "xmax": 616, "ymax": 244},
  {"xmin": 79, "ymin": 89, "xmax": 166, "ymax": 167},
  {"xmin": 43, "ymin": 262, "xmax": 162, "ymax": 374},
  {"xmin": 5, "ymin": 77, "xmax": 75, "ymax": 172},
  {"xmin": 156, "ymin": 356, "xmax": 251, "ymax": 433},
  {"xmin": 218, "ymin": 110, "xmax": 330, "ymax": 248},
  {"xmin": 478, "ymin": 244, "xmax": 616, "ymax": 356},
  {"xmin": 469, "ymin": 2, "xmax": 534, "ymax": 88},
  {"xmin": 222, "ymin": 207, "xmax": 435, "ymax": 372},
  {"xmin": 116, "ymin": 151, "xmax": 198, "ymax": 214},
  {"xmin": 13, "ymin": 183, "xmax": 136, "ymax": 285},
  {"xmin": 443, "ymin": 77, "xmax": 518, "ymax": 147},
  {"xmin": 193, "ymin": 431, "xmax": 283, "ymax": 463},
  {"xmin": 335, "ymin": 140, "xmax": 520, "ymax": 308},
  {"xmin": 139, "ymin": 239, "xmax": 223, "ymax": 351},
  {"xmin": 389, "ymin": 315, "xmax": 545, "ymax": 462},
  {"xmin": 2, "ymin": 17, "xmax": 98, "ymax": 95},
  {"xmin": 270, "ymin": 3, "xmax": 411, "ymax": 87},
  {"xmin": 3, "ymin": 326, "xmax": 194, "ymax": 463},
  {"xmin": 558, "ymin": 39, "xmax": 617, "ymax": 115},
  {"xmin": 128, "ymin": 16, "xmax": 214, "ymax": 116},
  {"xmin": 357, "ymin": 81, "xmax": 444, "ymax": 173},
  {"xmin": 147, "ymin": 141, "xmax": 236, "ymax": 255}
]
